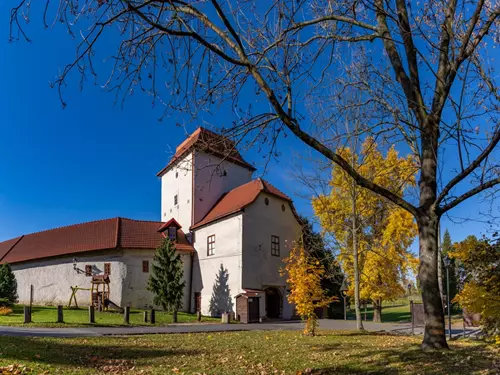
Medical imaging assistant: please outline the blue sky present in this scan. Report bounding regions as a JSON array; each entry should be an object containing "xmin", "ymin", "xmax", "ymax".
[{"xmin": 0, "ymin": 2, "xmax": 496, "ymax": 248}]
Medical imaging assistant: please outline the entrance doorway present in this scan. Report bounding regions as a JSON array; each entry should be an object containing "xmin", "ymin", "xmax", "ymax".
[{"xmin": 265, "ymin": 287, "xmax": 282, "ymax": 319}]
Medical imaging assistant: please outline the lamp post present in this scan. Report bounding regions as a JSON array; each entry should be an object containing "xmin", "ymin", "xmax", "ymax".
[
  {"xmin": 443, "ymin": 254, "xmax": 452, "ymax": 340},
  {"xmin": 407, "ymin": 283, "xmax": 412, "ymax": 303},
  {"xmin": 340, "ymin": 279, "xmax": 348, "ymax": 321}
]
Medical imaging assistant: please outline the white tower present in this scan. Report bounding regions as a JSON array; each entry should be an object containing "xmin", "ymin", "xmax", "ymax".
[{"xmin": 157, "ymin": 128, "xmax": 255, "ymax": 229}]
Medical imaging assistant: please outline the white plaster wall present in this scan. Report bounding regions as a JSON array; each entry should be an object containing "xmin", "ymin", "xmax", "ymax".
[
  {"xmin": 12, "ymin": 250, "xmax": 125, "ymax": 307},
  {"xmin": 193, "ymin": 152, "xmax": 252, "ymax": 225},
  {"xmin": 242, "ymin": 193, "xmax": 301, "ymax": 319},
  {"xmin": 191, "ymin": 214, "xmax": 243, "ymax": 316},
  {"xmin": 121, "ymin": 249, "xmax": 192, "ymax": 311},
  {"xmin": 161, "ymin": 152, "xmax": 193, "ymax": 229}
]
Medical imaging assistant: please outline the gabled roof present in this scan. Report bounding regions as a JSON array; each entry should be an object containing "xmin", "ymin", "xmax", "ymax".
[
  {"xmin": 0, "ymin": 217, "xmax": 194, "ymax": 264},
  {"xmin": 157, "ymin": 127, "xmax": 256, "ymax": 176},
  {"xmin": 191, "ymin": 178, "xmax": 295, "ymax": 229}
]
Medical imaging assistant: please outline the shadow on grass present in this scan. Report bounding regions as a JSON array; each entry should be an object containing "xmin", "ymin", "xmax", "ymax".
[
  {"xmin": 0, "ymin": 335, "xmax": 200, "ymax": 368},
  {"xmin": 311, "ymin": 340, "xmax": 497, "ymax": 375}
]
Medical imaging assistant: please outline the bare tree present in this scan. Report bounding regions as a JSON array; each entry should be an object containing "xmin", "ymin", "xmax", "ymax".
[{"xmin": 11, "ymin": 0, "xmax": 500, "ymax": 350}]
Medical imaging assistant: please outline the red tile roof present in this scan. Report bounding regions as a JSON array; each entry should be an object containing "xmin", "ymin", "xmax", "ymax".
[
  {"xmin": 157, "ymin": 127, "xmax": 256, "ymax": 176},
  {"xmin": 0, "ymin": 218, "xmax": 194, "ymax": 264},
  {"xmin": 191, "ymin": 178, "xmax": 295, "ymax": 229}
]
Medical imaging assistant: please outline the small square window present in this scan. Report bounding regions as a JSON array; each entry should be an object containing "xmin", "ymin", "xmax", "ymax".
[
  {"xmin": 104, "ymin": 263, "xmax": 111, "ymax": 275},
  {"xmin": 207, "ymin": 235, "xmax": 215, "ymax": 256},
  {"xmin": 271, "ymin": 235, "xmax": 280, "ymax": 257},
  {"xmin": 174, "ymin": 194, "xmax": 178, "ymax": 205},
  {"xmin": 85, "ymin": 265, "xmax": 92, "ymax": 277},
  {"xmin": 142, "ymin": 260, "xmax": 149, "ymax": 273}
]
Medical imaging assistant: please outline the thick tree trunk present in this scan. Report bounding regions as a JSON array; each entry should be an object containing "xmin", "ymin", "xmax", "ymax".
[
  {"xmin": 437, "ymin": 223, "xmax": 444, "ymax": 306},
  {"xmin": 418, "ymin": 213, "xmax": 448, "ymax": 350},
  {"xmin": 373, "ymin": 299, "xmax": 382, "ymax": 323}
]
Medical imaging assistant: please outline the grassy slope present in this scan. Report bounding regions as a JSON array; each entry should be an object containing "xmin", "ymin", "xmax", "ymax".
[
  {"xmin": 0, "ymin": 306, "xmax": 218, "ymax": 327},
  {"xmin": 0, "ymin": 330, "xmax": 498, "ymax": 374}
]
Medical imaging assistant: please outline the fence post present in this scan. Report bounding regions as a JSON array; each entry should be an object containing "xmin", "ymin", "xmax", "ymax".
[
  {"xmin": 124, "ymin": 306, "xmax": 130, "ymax": 324},
  {"xmin": 410, "ymin": 301, "xmax": 414, "ymax": 335},
  {"xmin": 57, "ymin": 305, "xmax": 64, "ymax": 323},
  {"xmin": 89, "ymin": 306, "xmax": 95, "ymax": 323},
  {"xmin": 23, "ymin": 306, "xmax": 31, "ymax": 324},
  {"xmin": 196, "ymin": 311, "xmax": 201, "ymax": 322},
  {"xmin": 143, "ymin": 311, "xmax": 148, "ymax": 323},
  {"xmin": 150, "ymin": 309, "xmax": 155, "ymax": 324}
]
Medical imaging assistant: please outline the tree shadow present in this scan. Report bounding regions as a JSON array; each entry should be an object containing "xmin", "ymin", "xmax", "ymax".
[
  {"xmin": 208, "ymin": 264, "xmax": 233, "ymax": 317},
  {"xmin": 0, "ymin": 335, "xmax": 200, "ymax": 369},
  {"xmin": 310, "ymin": 339, "xmax": 496, "ymax": 374}
]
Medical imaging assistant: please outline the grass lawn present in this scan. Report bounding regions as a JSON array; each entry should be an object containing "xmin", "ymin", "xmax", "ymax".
[
  {"xmin": 0, "ymin": 330, "xmax": 498, "ymax": 374},
  {"xmin": 0, "ymin": 305, "xmax": 218, "ymax": 327},
  {"xmin": 347, "ymin": 304, "xmax": 411, "ymax": 322}
]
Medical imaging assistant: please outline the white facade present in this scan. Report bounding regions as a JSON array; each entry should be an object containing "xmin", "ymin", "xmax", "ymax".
[
  {"xmin": 191, "ymin": 213, "xmax": 244, "ymax": 316},
  {"xmin": 192, "ymin": 152, "xmax": 252, "ymax": 224},
  {"xmin": 13, "ymin": 249, "xmax": 192, "ymax": 311},
  {"xmin": 161, "ymin": 152, "xmax": 194, "ymax": 229}
]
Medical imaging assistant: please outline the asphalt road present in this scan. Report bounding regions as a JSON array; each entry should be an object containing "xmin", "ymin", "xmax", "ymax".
[{"xmin": 0, "ymin": 319, "xmax": 478, "ymax": 338}]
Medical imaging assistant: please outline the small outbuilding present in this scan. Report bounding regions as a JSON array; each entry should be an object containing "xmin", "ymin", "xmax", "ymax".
[{"xmin": 235, "ymin": 291, "xmax": 261, "ymax": 323}]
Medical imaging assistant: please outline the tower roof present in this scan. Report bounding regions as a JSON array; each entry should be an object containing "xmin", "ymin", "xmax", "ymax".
[{"xmin": 157, "ymin": 127, "xmax": 256, "ymax": 176}]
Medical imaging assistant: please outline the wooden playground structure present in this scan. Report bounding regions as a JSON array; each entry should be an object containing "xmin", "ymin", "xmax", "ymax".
[{"xmin": 68, "ymin": 274, "xmax": 123, "ymax": 312}]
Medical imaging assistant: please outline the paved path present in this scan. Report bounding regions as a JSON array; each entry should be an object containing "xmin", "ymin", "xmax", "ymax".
[{"xmin": 0, "ymin": 320, "xmax": 478, "ymax": 338}]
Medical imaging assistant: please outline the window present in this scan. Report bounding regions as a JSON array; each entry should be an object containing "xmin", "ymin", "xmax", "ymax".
[
  {"xmin": 174, "ymin": 194, "xmax": 178, "ymax": 205},
  {"xmin": 104, "ymin": 263, "xmax": 111, "ymax": 275},
  {"xmin": 85, "ymin": 265, "xmax": 92, "ymax": 277},
  {"xmin": 207, "ymin": 235, "xmax": 215, "ymax": 256},
  {"xmin": 264, "ymin": 197, "xmax": 269, "ymax": 206},
  {"xmin": 271, "ymin": 235, "xmax": 280, "ymax": 256},
  {"xmin": 142, "ymin": 260, "xmax": 149, "ymax": 273},
  {"xmin": 281, "ymin": 204, "xmax": 286, "ymax": 212},
  {"xmin": 168, "ymin": 226, "xmax": 177, "ymax": 241}
]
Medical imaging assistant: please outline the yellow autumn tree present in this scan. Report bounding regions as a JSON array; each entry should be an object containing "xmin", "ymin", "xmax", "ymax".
[
  {"xmin": 313, "ymin": 138, "xmax": 418, "ymax": 322},
  {"xmin": 282, "ymin": 246, "xmax": 337, "ymax": 336},
  {"xmin": 450, "ymin": 236, "xmax": 500, "ymax": 339}
]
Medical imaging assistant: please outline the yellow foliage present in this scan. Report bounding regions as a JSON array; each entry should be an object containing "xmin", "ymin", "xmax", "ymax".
[
  {"xmin": 282, "ymin": 246, "xmax": 337, "ymax": 335},
  {"xmin": 0, "ymin": 307, "xmax": 13, "ymax": 316},
  {"xmin": 312, "ymin": 138, "xmax": 418, "ymax": 306}
]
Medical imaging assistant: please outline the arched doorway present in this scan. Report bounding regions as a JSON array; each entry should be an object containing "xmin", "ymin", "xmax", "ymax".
[{"xmin": 265, "ymin": 287, "xmax": 282, "ymax": 319}]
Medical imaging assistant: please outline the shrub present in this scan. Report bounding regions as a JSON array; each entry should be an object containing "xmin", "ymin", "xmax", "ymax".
[
  {"xmin": 0, "ymin": 297, "xmax": 13, "ymax": 308},
  {"xmin": 0, "ymin": 306, "xmax": 13, "ymax": 316}
]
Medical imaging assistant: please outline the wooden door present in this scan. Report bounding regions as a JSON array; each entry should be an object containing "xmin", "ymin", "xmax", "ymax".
[
  {"xmin": 248, "ymin": 297, "xmax": 260, "ymax": 323},
  {"xmin": 194, "ymin": 293, "xmax": 201, "ymax": 312}
]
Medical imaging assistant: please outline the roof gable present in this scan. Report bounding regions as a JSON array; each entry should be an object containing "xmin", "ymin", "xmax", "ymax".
[
  {"xmin": 157, "ymin": 127, "xmax": 256, "ymax": 176},
  {"xmin": 191, "ymin": 178, "xmax": 293, "ymax": 229}
]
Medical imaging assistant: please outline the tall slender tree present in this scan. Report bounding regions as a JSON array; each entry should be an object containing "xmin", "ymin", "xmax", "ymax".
[
  {"xmin": 148, "ymin": 238, "xmax": 185, "ymax": 322},
  {"xmin": 13, "ymin": 0, "xmax": 500, "ymax": 350},
  {"xmin": 441, "ymin": 230, "xmax": 458, "ymax": 304}
]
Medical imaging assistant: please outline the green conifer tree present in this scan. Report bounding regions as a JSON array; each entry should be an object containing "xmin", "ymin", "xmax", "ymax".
[
  {"xmin": 0, "ymin": 263, "xmax": 18, "ymax": 306},
  {"xmin": 148, "ymin": 238, "xmax": 185, "ymax": 322}
]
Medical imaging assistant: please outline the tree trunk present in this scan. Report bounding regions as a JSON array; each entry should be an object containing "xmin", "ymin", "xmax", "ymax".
[
  {"xmin": 437, "ymin": 222, "xmax": 444, "ymax": 306},
  {"xmin": 352, "ymin": 185, "xmax": 364, "ymax": 331},
  {"xmin": 373, "ymin": 299, "xmax": 382, "ymax": 323},
  {"xmin": 418, "ymin": 213, "xmax": 448, "ymax": 350},
  {"xmin": 173, "ymin": 310, "xmax": 178, "ymax": 323}
]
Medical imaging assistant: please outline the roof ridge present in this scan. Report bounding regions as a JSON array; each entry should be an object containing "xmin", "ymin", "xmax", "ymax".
[{"xmin": 118, "ymin": 217, "xmax": 164, "ymax": 224}]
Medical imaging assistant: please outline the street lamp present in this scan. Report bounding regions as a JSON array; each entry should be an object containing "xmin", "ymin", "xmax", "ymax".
[
  {"xmin": 407, "ymin": 283, "xmax": 412, "ymax": 302},
  {"xmin": 340, "ymin": 279, "xmax": 348, "ymax": 321},
  {"xmin": 443, "ymin": 254, "xmax": 452, "ymax": 340}
]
